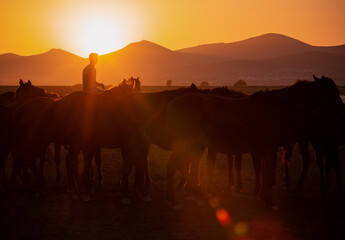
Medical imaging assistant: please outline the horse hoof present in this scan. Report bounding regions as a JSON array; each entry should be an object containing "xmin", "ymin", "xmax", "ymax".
[
  {"xmin": 72, "ymin": 194, "xmax": 80, "ymax": 200},
  {"xmin": 39, "ymin": 188, "xmax": 47, "ymax": 196},
  {"xmin": 121, "ymin": 198, "xmax": 132, "ymax": 204},
  {"xmin": 173, "ymin": 204, "xmax": 183, "ymax": 210},
  {"xmin": 142, "ymin": 195, "xmax": 152, "ymax": 202},
  {"xmin": 81, "ymin": 194, "xmax": 91, "ymax": 202},
  {"xmin": 271, "ymin": 205, "xmax": 279, "ymax": 211}
]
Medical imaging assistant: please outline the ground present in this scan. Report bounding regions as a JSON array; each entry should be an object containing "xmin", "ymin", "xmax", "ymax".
[{"xmin": 1, "ymin": 144, "xmax": 345, "ymax": 240}]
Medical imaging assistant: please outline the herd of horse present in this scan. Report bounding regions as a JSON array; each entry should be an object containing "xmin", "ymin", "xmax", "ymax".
[{"xmin": 0, "ymin": 75, "xmax": 344, "ymax": 209}]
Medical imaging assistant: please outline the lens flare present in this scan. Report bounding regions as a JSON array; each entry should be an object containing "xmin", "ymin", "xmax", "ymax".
[
  {"xmin": 216, "ymin": 208, "xmax": 231, "ymax": 226},
  {"xmin": 234, "ymin": 221, "xmax": 249, "ymax": 236}
]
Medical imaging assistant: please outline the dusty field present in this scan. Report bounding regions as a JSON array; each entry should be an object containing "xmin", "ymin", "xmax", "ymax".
[{"xmin": 1, "ymin": 144, "xmax": 345, "ymax": 240}]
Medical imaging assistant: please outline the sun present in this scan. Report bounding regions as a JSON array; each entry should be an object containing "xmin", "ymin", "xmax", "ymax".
[{"xmin": 78, "ymin": 16, "xmax": 124, "ymax": 56}]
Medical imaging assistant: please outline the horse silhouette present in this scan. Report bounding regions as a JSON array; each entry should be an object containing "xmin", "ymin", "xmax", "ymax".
[
  {"xmin": 0, "ymin": 80, "xmax": 60, "ymax": 188},
  {"xmin": 160, "ymin": 76, "xmax": 344, "ymax": 206}
]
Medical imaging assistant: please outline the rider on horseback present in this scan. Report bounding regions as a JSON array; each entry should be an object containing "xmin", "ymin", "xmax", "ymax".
[{"xmin": 82, "ymin": 53, "xmax": 105, "ymax": 93}]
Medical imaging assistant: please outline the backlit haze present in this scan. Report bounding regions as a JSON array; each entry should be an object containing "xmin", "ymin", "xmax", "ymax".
[{"xmin": 1, "ymin": 0, "xmax": 345, "ymax": 57}]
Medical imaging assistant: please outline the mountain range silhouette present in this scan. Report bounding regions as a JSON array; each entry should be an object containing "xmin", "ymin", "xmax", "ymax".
[{"xmin": 1, "ymin": 33, "xmax": 344, "ymax": 86}]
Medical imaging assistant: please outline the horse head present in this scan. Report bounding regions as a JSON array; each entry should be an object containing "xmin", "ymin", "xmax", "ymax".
[
  {"xmin": 132, "ymin": 77, "xmax": 141, "ymax": 91},
  {"xmin": 311, "ymin": 75, "xmax": 343, "ymax": 116},
  {"xmin": 15, "ymin": 79, "xmax": 46, "ymax": 102}
]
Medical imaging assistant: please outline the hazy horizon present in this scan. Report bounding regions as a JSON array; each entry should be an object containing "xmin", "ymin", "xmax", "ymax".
[
  {"xmin": 2, "ymin": 32, "xmax": 345, "ymax": 58},
  {"xmin": 1, "ymin": 0, "xmax": 345, "ymax": 57}
]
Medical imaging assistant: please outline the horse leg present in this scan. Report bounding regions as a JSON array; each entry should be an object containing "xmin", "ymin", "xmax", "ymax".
[
  {"xmin": 295, "ymin": 141, "xmax": 310, "ymax": 195},
  {"xmin": 251, "ymin": 151, "xmax": 262, "ymax": 198},
  {"xmin": 121, "ymin": 161, "xmax": 133, "ymax": 203},
  {"xmin": 167, "ymin": 152, "xmax": 179, "ymax": 203},
  {"xmin": 224, "ymin": 154, "xmax": 234, "ymax": 193},
  {"xmin": 120, "ymin": 147, "xmax": 133, "ymax": 203},
  {"xmin": 81, "ymin": 149, "xmax": 93, "ymax": 200},
  {"xmin": 132, "ymin": 143, "xmax": 150, "ymax": 198},
  {"xmin": 326, "ymin": 144, "xmax": 344, "ymax": 197},
  {"xmin": 66, "ymin": 148, "xmax": 80, "ymax": 196},
  {"xmin": 144, "ymin": 155, "xmax": 152, "ymax": 191},
  {"xmin": 313, "ymin": 142, "xmax": 326, "ymax": 194},
  {"xmin": 184, "ymin": 145, "xmax": 206, "ymax": 203},
  {"xmin": 95, "ymin": 148, "xmax": 103, "ymax": 186},
  {"xmin": 235, "ymin": 154, "xmax": 242, "ymax": 193},
  {"xmin": 65, "ymin": 151, "xmax": 74, "ymax": 191},
  {"xmin": 38, "ymin": 152, "xmax": 46, "ymax": 188},
  {"xmin": 134, "ymin": 158, "xmax": 146, "ymax": 197},
  {"xmin": 29, "ymin": 157, "xmax": 45, "ymax": 192},
  {"xmin": 9, "ymin": 152, "xmax": 20, "ymax": 189},
  {"xmin": 324, "ymin": 144, "xmax": 342, "ymax": 196},
  {"xmin": 324, "ymin": 148, "xmax": 332, "ymax": 195},
  {"xmin": 22, "ymin": 162, "xmax": 30, "ymax": 190},
  {"xmin": 260, "ymin": 148, "xmax": 277, "ymax": 207},
  {"xmin": 206, "ymin": 148, "xmax": 217, "ymax": 193},
  {"xmin": 0, "ymin": 150, "xmax": 9, "ymax": 187},
  {"xmin": 72, "ymin": 153, "xmax": 81, "ymax": 197},
  {"xmin": 54, "ymin": 143, "xmax": 61, "ymax": 186},
  {"xmin": 330, "ymin": 145, "xmax": 344, "ymax": 197},
  {"xmin": 190, "ymin": 153, "xmax": 200, "ymax": 186},
  {"xmin": 283, "ymin": 145, "xmax": 293, "ymax": 189}
]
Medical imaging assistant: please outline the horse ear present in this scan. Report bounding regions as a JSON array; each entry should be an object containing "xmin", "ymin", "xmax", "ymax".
[
  {"xmin": 190, "ymin": 83, "xmax": 197, "ymax": 90},
  {"xmin": 19, "ymin": 79, "xmax": 23, "ymax": 86},
  {"xmin": 28, "ymin": 80, "xmax": 32, "ymax": 85},
  {"xmin": 313, "ymin": 75, "xmax": 320, "ymax": 81}
]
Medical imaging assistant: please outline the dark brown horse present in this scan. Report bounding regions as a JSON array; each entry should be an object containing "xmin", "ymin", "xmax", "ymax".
[
  {"xmin": 161, "ymin": 76, "xmax": 344, "ymax": 207},
  {"xmin": 11, "ymin": 97, "xmax": 58, "ymax": 189},
  {"xmin": 0, "ymin": 80, "xmax": 60, "ymax": 188},
  {"xmin": 75, "ymin": 83, "xmax": 206, "ymax": 201},
  {"xmin": 206, "ymin": 87, "xmax": 248, "ymax": 193},
  {"xmin": 203, "ymin": 82, "xmax": 344, "ymax": 198}
]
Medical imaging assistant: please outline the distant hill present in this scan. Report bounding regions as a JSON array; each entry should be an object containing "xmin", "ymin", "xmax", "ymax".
[
  {"xmin": 0, "ymin": 49, "xmax": 87, "ymax": 85},
  {"xmin": 0, "ymin": 33, "xmax": 345, "ymax": 86},
  {"xmin": 177, "ymin": 33, "xmax": 345, "ymax": 60}
]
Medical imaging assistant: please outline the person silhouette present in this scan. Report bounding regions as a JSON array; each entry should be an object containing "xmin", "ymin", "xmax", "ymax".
[{"xmin": 82, "ymin": 53, "xmax": 105, "ymax": 93}]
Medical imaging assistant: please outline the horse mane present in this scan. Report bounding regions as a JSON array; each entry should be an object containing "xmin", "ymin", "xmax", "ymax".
[{"xmin": 250, "ymin": 76, "xmax": 339, "ymax": 105}]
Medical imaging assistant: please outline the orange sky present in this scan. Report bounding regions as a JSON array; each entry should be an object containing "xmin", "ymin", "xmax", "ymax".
[{"xmin": 1, "ymin": 0, "xmax": 345, "ymax": 57}]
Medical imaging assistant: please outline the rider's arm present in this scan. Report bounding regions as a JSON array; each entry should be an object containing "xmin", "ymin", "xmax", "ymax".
[{"xmin": 96, "ymin": 82, "xmax": 105, "ymax": 89}]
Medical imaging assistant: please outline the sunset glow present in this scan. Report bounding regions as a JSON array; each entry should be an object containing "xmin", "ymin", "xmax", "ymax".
[
  {"xmin": 77, "ymin": 16, "xmax": 123, "ymax": 56},
  {"xmin": 1, "ymin": 0, "xmax": 345, "ymax": 57}
]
